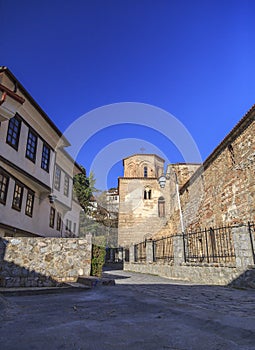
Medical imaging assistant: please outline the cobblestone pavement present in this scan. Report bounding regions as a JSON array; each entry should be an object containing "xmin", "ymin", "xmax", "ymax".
[
  {"xmin": 1, "ymin": 269, "xmax": 255, "ymax": 350},
  {"xmin": 104, "ymin": 269, "xmax": 255, "ymax": 319},
  {"xmin": 103, "ymin": 268, "xmax": 194, "ymax": 284}
]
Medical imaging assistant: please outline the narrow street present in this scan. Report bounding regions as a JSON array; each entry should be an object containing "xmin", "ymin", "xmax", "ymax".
[{"xmin": 1, "ymin": 268, "xmax": 255, "ymax": 350}]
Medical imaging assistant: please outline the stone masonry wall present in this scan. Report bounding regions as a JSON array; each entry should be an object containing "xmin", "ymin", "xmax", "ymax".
[
  {"xmin": 153, "ymin": 105, "xmax": 255, "ymax": 239},
  {"xmin": 126, "ymin": 225, "xmax": 255, "ymax": 287},
  {"xmin": 0, "ymin": 236, "xmax": 92, "ymax": 287},
  {"xmin": 169, "ymin": 163, "xmax": 201, "ymax": 188},
  {"xmin": 118, "ymin": 154, "xmax": 168, "ymax": 247},
  {"xmin": 123, "ymin": 154, "xmax": 164, "ymax": 178},
  {"xmin": 118, "ymin": 177, "xmax": 170, "ymax": 247},
  {"xmin": 153, "ymin": 164, "xmax": 202, "ymax": 238},
  {"xmin": 125, "ymin": 262, "xmax": 242, "ymax": 286},
  {"xmin": 180, "ymin": 108, "xmax": 255, "ymax": 230}
]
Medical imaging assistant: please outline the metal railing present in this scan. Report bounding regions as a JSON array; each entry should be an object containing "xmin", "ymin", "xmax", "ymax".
[
  {"xmin": 248, "ymin": 222, "xmax": 255, "ymax": 264},
  {"xmin": 153, "ymin": 236, "xmax": 174, "ymax": 263},
  {"xmin": 184, "ymin": 226, "xmax": 236, "ymax": 264},
  {"xmin": 130, "ymin": 224, "xmax": 249, "ymax": 266},
  {"xmin": 134, "ymin": 241, "xmax": 146, "ymax": 262}
]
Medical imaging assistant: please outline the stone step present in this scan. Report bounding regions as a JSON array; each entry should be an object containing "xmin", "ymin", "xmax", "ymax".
[{"xmin": 77, "ymin": 276, "xmax": 115, "ymax": 288}]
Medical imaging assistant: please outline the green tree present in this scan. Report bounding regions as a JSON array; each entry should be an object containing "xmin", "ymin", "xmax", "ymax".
[
  {"xmin": 73, "ymin": 167, "xmax": 96, "ymax": 214},
  {"xmin": 74, "ymin": 168, "xmax": 118, "ymax": 246}
]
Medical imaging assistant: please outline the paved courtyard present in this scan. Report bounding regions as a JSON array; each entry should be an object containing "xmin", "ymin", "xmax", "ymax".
[{"xmin": 1, "ymin": 269, "xmax": 255, "ymax": 350}]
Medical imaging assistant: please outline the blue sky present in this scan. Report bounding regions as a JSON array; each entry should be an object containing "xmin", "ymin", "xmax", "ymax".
[{"xmin": 1, "ymin": 0, "xmax": 255, "ymax": 189}]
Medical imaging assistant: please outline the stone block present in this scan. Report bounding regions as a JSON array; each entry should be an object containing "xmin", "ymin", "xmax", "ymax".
[{"xmin": 52, "ymin": 244, "xmax": 61, "ymax": 252}]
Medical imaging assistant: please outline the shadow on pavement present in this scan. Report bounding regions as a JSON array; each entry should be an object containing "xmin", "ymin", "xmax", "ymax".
[{"xmin": 1, "ymin": 275, "xmax": 255, "ymax": 350}]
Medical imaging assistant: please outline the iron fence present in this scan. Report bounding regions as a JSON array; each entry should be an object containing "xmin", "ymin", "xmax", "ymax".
[
  {"xmin": 184, "ymin": 226, "xmax": 236, "ymax": 264},
  {"xmin": 248, "ymin": 222, "xmax": 255, "ymax": 264},
  {"xmin": 153, "ymin": 236, "xmax": 174, "ymax": 263},
  {"xmin": 134, "ymin": 241, "xmax": 146, "ymax": 262}
]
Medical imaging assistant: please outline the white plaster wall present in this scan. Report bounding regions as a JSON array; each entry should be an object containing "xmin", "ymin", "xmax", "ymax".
[{"xmin": 0, "ymin": 119, "xmax": 54, "ymax": 189}]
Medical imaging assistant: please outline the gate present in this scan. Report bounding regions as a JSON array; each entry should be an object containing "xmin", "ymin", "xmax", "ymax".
[{"xmin": 105, "ymin": 247, "xmax": 124, "ymax": 263}]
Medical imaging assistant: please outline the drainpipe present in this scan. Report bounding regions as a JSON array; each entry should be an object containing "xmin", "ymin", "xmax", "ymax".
[
  {"xmin": 175, "ymin": 172, "xmax": 186, "ymax": 262},
  {"xmin": 174, "ymin": 172, "xmax": 185, "ymax": 233}
]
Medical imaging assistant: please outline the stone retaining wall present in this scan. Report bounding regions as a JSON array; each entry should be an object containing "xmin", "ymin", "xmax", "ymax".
[
  {"xmin": 124, "ymin": 262, "xmax": 245, "ymax": 286},
  {"xmin": 0, "ymin": 236, "xmax": 92, "ymax": 288},
  {"xmin": 125, "ymin": 226, "xmax": 255, "ymax": 287}
]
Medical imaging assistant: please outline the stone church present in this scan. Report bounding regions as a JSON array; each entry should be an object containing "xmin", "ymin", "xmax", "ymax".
[
  {"xmin": 117, "ymin": 153, "xmax": 199, "ymax": 247},
  {"xmin": 118, "ymin": 104, "xmax": 255, "ymax": 248}
]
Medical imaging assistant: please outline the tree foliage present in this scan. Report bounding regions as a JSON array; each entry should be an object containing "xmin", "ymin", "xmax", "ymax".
[
  {"xmin": 91, "ymin": 244, "xmax": 106, "ymax": 277},
  {"xmin": 73, "ymin": 167, "xmax": 96, "ymax": 213},
  {"xmin": 74, "ymin": 167, "xmax": 118, "ymax": 246}
]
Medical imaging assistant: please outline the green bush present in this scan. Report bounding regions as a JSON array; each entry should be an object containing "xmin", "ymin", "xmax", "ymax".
[{"xmin": 91, "ymin": 244, "xmax": 106, "ymax": 277}]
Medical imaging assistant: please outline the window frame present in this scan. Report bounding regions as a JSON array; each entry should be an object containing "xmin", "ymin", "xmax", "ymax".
[
  {"xmin": 0, "ymin": 171, "xmax": 9, "ymax": 205},
  {"xmin": 144, "ymin": 187, "xmax": 152, "ymax": 200},
  {"xmin": 6, "ymin": 115, "xmax": 21, "ymax": 150},
  {"xmin": 25, "ymin": 190, "xmax": 35, "ymax": 217},
  {"xmin": 65, "ymin": 219, "xmax": 72, "ymax": 232},
  {"xmin": 144, "ymin": 166, "xmax": 148, "ymax": 178},
  {"xmin": 41, "ymin": 143, "xmax": 50, "ymax": 172},
  {"xmin": 63, "ymin": 173, "xmax": 69, "ymax": 197},
  {"xmin": 12, "ymin": 181, "xmax": 24, "ymax": 211},
  {"xmin": 56, "ymin": 212, "xmax": 62, "ymax": 231},
  {"xmin": 54, "ymin": 165, "xmax": 61, "ymax": 191},
  {"xmin": 158, "ymin": 196, "xmax": 165, "ymax": 217},
  {"xmin": 25, "ymin": 129, "xmax": 38, "ymax": 163},
  {"xmin": 49, "ymin": 207, "xmax": 55, "ymax": 228}
]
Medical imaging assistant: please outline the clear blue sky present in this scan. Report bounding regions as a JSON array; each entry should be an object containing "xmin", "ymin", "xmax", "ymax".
[{"xmin": 1, "ymin": 0, "xmax": 255, "ymax": 189}]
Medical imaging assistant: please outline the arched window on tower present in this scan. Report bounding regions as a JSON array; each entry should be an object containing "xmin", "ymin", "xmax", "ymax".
[
  {"xmin": 144, "ymin": 187, "xmax": 152, "ymax": 200},
  {"xmin": 144, "ymin": 166, "xmax": 148, "ymax": 178},
  {"xmin": 158, "ymin": 196, "xmax": 165, "ymax": 217}
]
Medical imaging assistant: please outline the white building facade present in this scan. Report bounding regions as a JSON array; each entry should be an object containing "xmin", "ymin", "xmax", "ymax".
[
  {"xmin": 0, "ymin": 67, "xmax": 83, "ymax": 238},
  {"xmin": 106, "ymin": 188, "xmax": 119, "ymax": 216}
]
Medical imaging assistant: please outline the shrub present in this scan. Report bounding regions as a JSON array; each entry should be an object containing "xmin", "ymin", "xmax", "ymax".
[{"xmin": 91, "ymin": 244, "xmax": 105, "ymax": 277}]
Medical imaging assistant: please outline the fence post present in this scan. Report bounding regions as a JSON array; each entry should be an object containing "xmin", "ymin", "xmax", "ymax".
[
  {"xmin": 232, "ymin": 226, "xmax": 254, "ymax": 268},
  {"xmin": 129, "ymin": 244, "xmax": 135, "ymax": 263},
  {"xmin": 182, "ymin": 232, "xmax": 187, "ymax": 263},
  {"xmin": 118, "ymin": 248, "xmax": 124, "ymax": 262},
  {"xmin": 248, "ymin": 222, "xmax": 255, "ymax": 264},
  {"xmin": 146, "ymin": 240, "xmax": 154, "ymax": 263},
  {"xmin": 173, "ymin": 234, "xmax": 185, "ymax": 266},
  {"xmin": 205, "ymin": 228, "xmax": 210, "ymax": 263}
]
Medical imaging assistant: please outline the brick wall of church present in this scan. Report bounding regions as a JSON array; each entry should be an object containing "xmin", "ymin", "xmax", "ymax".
[
  {"xmin": 123, "ymin": 154, "xmax": 164, "ymax": 178},
  {"xmin": 153, "ymin": 105, "xmax": 255, "ymax": 238},
  {"xmin": 119, "ymin": 154, "xmax": 169, "ymax": 247},
  {"xmin": 118, "ymin": 177, "xmax": 170, "ymax": 247},
  {"xmin": 118, "ymin": 106, "xmax": 255, "ymax": 244}
]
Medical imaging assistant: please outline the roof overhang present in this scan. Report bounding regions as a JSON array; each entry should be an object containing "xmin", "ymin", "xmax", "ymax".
[
  {"xmin": 0, "ymin": 83, "xmax": 25, "ymax": 121},
  {"xmin": 0, "ymin": 67, "xmax": 70, "ymax": 147}
]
